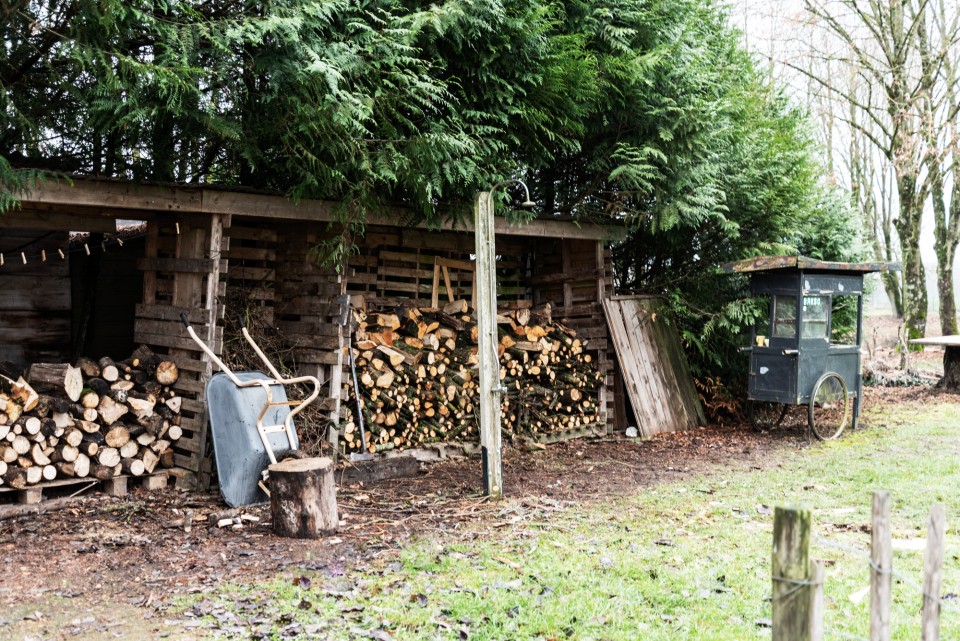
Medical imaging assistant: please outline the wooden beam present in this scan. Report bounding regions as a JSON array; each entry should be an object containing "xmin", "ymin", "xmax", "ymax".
[
  {"xmin": 16, "ymin": 179, "xmax": 202, "ymax": 212},
  {"xmin": 1, "ymin": 209, "xmax": 117, "ymax": 233},
  {"xmin": 16, "ymin": 179, "xmax": 626, "ymax": 241}
]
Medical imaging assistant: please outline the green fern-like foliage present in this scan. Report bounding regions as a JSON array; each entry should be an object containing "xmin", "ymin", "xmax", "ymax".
[{"xmin": 1, "ymin": 0, "xmax": 858, "ymax": 384}]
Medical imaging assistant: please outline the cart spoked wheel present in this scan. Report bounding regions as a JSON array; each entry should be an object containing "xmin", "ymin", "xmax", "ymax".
[
  {"xmin": 809, "ymin": 372, "xmax": 850, "ymax": 440},
  {"xmin": 748, "ymin": 400, "xmax": 788, "ymax": 432}
]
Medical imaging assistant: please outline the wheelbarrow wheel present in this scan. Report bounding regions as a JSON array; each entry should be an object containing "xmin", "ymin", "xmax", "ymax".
[
  {"xmin": 748, "ymin": 400, "xmax": 788, "ymax": 432},
  {"xmin": 809, "ymin": 372, "xmax": 849, "ymax": 440}
]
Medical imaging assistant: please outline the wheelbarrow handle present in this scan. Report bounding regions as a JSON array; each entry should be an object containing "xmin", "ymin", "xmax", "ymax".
[
  {"xmin": 237, "ymin": 314, "xmax": 246, "ymax": 330},
  {"xmin": 179, "ymin": 312, "xmax": 190, "ymax": 328}
]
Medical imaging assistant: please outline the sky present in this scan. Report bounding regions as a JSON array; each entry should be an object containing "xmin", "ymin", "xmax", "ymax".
[{"xmin": 725, "ymin": 0, "xmax": 942, "ymax": 318}]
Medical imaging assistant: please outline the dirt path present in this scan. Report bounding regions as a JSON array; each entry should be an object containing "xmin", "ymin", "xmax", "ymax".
[{"xmin": 0, "ymin": 385, "xmax": 938, "ymax": 640}]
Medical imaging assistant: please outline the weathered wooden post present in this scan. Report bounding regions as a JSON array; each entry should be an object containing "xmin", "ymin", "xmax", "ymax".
[
  {"xmin": 269, "ymin": 457, "xmax": 338, "ymax": 538},
  {"xmin": 870, "ymin": 491, "xmax": 892, "ymax": 641},
  {"xmin": 772, "ymin": 505, "xmax": 812, "ymax": 641},
  {"xmin": 921, "ymin": 504, "xmax": 946, "ymax": 641},
  {"xmin": 809, "ymin": 560, "xmax": 825, "ymax": 641},
  {"xmin": 474, "ymin": 189, "xmax": 503, "ymax": 499}
]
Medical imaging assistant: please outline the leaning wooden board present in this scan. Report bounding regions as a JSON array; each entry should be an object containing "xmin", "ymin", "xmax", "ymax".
[{"xmin": 601, "ymin": 296, "xmax": 705, "ymax": 437}]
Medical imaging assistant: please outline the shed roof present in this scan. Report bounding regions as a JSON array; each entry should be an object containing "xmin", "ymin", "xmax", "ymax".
[
  {"xmin": 12, "ymin": 177, "xmax": 627, "ymax": 242},
  {"xmin": 721, "ymin": 255, "xmax": 893, "ymax": 275}
]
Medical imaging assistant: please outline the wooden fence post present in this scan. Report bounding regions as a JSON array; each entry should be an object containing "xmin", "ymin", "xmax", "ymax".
[
  {"xmin": 870, "ymin": 491, "xmax": 892, "ymax": 641},
  {"xmin": 809, "ymin": 560, "xmax": 825, "ymax": 641},
  {"xmin": 921, "ymin": 504, "xmax": 946, "ymax": 641},
  {"xmin": 773, "ymin": 505, "xmax": 812, "ymax": 641}
]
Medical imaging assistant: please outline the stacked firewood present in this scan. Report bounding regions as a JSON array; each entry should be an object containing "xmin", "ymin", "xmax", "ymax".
[
  {"xmin": 0, "ymin": 345, "xmax": 182, "ymax": 489},
  {"xmin": 342, "ymin": 300, "xmax": 604, "ymax": 453}
]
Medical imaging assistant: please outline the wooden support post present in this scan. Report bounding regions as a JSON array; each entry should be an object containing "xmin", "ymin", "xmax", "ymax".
[
  {"xmin": 475, "ymin": 190, "xmax": 503, "ymax": 499},
  {"xmin": 921, "ymin": 504, "xmax": 946, "ymax": 641},
  {"xmin": 870, "ymin": 490, "xmax": 892, "ymax": 641},
  {"xmin": 269, "ymin": 457, "xmax": 338, "ymax": 538},
  {"xmin": 772, "ymin": 504, "xmax": 812, "ymax": 641}
]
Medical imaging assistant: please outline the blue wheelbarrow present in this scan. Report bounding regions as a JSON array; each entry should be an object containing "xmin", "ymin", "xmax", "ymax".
[{"xmin": 180, "ymin": 314, "xmax": 321, "ymax": 507}]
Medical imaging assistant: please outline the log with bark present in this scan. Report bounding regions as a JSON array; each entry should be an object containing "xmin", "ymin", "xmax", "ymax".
[
  {"xmin": 0, "ymin": 345, "xmax": 183, "ymax": 488},
  {"xmin": 26, "ymin": 363, "xmax": 83, "ymax": 402}
]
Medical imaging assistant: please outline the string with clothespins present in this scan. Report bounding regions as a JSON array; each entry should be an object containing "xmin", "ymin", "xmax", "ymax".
[{"xmin": 0, "ymin": 230, "xmax": 148, "ymax": 268}]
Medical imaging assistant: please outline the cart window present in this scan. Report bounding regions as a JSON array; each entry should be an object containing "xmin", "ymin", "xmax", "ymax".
[
  {"xmin": 802, "ymin": 295, "xmax": 829, "ymax": 340},
  {"xmin": 773, "ymin": 296, "xmax": 797, "ymax": 338},
  {"xmin": 830, "ymin": 295, "xmax": 857, "ymax": 344},
  {"xmin": 753, "ymin": 295, "xmax": 771, "ymax": 339}
]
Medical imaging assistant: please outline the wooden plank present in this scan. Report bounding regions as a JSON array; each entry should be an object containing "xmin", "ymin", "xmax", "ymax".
[
  {"xmin": 336, "ymin": 456, "xmax": 420, "ymax": 485},
  {"xmin": 278, "ymin": 334, "xmax": 338, "ymax": 350},
  {"xmin": 177, "ymin": 416, "xmax": 204, "ymax": 430},
  {"xmin": 526, "ymin": 269, "xmax": 604, "ymax": 286},
  {"xmin": 0, "ymin": 276, "xmax": 70, "ymax": 310},
  {"xmin": 135, "ymin": 329, "xmax": 221, "ymax": 353},
  {"xmin": 137, "ymin": 256, "xmax": 215, "ymax": 274},
  {"xmin": 436, "ymin": 256, "xmax": 475, "ymax": 271},
  {"xmin": 135, "ymin": 303, "xmax": 212, "ymax": 325},
  {"xmin": 1, "ymin": 210, "xmax": 118, "ymax": 233},
  {"xmin": 273, "ymin": 301, "xmax": 341, "ymax": 316},
  {"xmin": 173, "ymin": 377, "xmax": 205, "ymax": 394},
  {"xmin": 226, "ymin": 286, "xmax": 275, "ymax": 302},
  {"xmin": 277, "ymin": 320, "xmax": 340, "ymax": 337},
  {"xmin": 441, "ymin": 265, "xmax": 455, "ymax": 302},
  {"xmin": 180, "ymin": 398, "xmax": 207, "ymax": 416},
  {"xmin": 171, "ymin": 435, "xmax": 202, "ymax": 454},
  {"xmin": 223, "ymin": 246, "xmax": 276, "ymax": 261},
  {"xmin": 16, "ymin": 179, "xmax": 203, "ymax": 212},
  {"xmin": 0, "ymin": 312, "xmax": 71, "ymax": 343},
  {"xmin": 224, "ymin": 226, "xmax": 278, "ymax": 242},
  {"xmin": 379, "ymin": 250, "xmax": 434, "ymax": 265},
  {"xmin": 284, "ymin": 351, "xmax": 342, "ymax": 366},
  {"xmin": 379, "ymin": 265, "xmax": 434, "ymax": 280},
  {"xmin": 224, "ymin": 265, "xmax": 274, "ymax": 281},
  {"xmin": 616, "ymin": 301, "xmax": 665, "ymax": 434},
  {"xmin": 134, "ymin": 318, "xmax": 222, "ymax": 342},
  {"xmin": 431, "ymin": 261, "xmax": 441, "ymax": 308},
  {"xmin": 173, "ymin": 453, "xmax": 199, "ymax": 469},
  {"xmin": 166, "ymin": 353, "xmax": 207, "ymax": 373}
]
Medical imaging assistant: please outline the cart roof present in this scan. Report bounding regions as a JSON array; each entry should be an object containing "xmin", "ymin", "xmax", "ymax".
[{"xmin": 721, "ymin": 255, "xmax": 894, "ymax": 275}]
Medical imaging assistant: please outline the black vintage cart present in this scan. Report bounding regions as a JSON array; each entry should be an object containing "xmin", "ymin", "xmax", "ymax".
[{"xmin": 723, "ymin": 256, "xmax": 891, "ymax": 439}]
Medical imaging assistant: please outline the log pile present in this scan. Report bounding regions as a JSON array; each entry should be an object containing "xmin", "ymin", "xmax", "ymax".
[
  {"xmin": 0, "ymin": 345, "xmax": 182, "ymax": 489},
  {"xmin": 342, "ymin": 300, "xmax": 604, "ymax": 453}
]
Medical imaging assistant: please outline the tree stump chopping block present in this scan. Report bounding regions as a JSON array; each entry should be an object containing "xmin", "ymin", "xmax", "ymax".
[{"xmin": 268, "ymin": 457, "xmax": 338, "ymax": 539}]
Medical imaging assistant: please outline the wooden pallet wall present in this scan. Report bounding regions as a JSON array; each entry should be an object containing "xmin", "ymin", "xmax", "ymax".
[
  {"xmin": 529, "ymin": 237, "xmax": 616, "ymax": 432},
  {"xmin": 134, "ymin": 214, "xmax": 227, "ymax": 487},
  {"xmin": 222, "ymin": 222, "xmax": 278, "ymax": 326},
  {"xmin": 274, "ymin": 226, "xmax": 345, "ymax": 419},
  {"xmin": 0, "ymin": 230, "xmax": 72, "ymax": 366},
  {"xmin": 220, "ymin": 221, "xmax": 347, "ymax": 453},
  {"xmin": 346, "ymin": 225, "xmax": 530, "ymax": 308}
]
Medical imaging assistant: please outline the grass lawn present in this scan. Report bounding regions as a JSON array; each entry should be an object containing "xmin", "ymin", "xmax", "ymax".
[{"xmin": 186, "ymin": 395, "xmax": 960, "ymax": 640}]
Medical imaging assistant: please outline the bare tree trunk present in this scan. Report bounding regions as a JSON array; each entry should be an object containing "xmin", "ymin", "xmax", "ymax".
[{"xmin": 896, "ymin": 177, "xmax": 927, "ymax": 340}]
